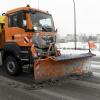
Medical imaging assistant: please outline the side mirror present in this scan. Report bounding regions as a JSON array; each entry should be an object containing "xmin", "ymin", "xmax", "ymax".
[{"xmin": 55, "ymin": 29, "xmax": 58, "ymax": 32}]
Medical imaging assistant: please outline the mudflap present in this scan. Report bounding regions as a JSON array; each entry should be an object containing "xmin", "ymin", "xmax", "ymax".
[{"xmin": 33, "ymin": 53, "xmax": 94, "ymax": 81}]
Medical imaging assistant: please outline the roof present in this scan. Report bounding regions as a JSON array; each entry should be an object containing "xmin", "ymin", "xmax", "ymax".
[{"xmin": 6, "ymin": 7, "xmax": 49, "ymax": 15}]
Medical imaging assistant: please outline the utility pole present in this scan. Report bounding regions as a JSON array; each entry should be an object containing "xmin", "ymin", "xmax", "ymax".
[
  {"xmin": 73, "ymin": 0, "xmax": 77, "ymax": 50},
  {"xmin": 38, "ymin": 0, "xmax": 39, "ymax": 9}
]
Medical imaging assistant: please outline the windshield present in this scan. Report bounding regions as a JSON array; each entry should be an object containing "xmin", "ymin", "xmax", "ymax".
[{"xmin": 30, "ymin": 12, "xmax": 55, "ymax": 32}]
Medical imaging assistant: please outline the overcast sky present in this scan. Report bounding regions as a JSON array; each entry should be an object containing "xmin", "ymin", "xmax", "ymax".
[{"xmin": 0, "ymin": 0, "xmax": 100, "ymax": 36}]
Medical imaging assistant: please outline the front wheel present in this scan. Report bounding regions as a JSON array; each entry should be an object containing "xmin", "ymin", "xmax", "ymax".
[{"xmin": 4, "ymin": 56, "xmax": 22, "ymax": 76}]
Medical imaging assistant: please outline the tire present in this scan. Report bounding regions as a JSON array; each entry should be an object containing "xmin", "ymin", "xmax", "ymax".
[{"xmin": 4, "ymin": 56, "xmax": 22, "ymax": 76}]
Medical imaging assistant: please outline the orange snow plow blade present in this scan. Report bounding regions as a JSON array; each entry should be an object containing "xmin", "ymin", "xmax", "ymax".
[{"xmin": 34, "ymin": 53, "xmax": 95, "ymax": 81}]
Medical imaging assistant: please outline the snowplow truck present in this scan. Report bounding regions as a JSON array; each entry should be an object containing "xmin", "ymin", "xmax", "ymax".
[{"xmin": 0, "ymin": 5, "xmax": 94, "ymax": 81}]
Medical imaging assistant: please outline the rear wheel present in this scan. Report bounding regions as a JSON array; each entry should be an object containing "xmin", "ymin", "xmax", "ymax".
[{"xmin": 4, "ymin": 56, "xmax": 22, "ymax": 76}]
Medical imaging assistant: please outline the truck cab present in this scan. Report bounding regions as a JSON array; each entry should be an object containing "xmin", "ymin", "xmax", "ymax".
[{"xmin": 5, "ymin": 6, "xmax": 56, "ymax": 46}]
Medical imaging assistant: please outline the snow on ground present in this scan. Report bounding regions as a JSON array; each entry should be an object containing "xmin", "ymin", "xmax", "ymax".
[
  {"xmin": 56, "ymin": 42, "xmax": 89, "ymax": 49},
  {"xmin": 56, "ymin": 42, "xmax": 100, "ymax": 57}
]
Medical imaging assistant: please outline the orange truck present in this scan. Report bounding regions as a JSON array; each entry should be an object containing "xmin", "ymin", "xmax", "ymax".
[{"xmin": 0, "ymin": 5, "xmax": 95, "ymax": 81}]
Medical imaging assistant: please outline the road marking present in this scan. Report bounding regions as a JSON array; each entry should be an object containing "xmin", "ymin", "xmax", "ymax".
[
  {"xmin": 91, "ymin": 61, "xmax": 100, "ymax": 65},
  {"xmin": 91, "ymin": 64, "xmax": 100, "ymax": 69},
  {"xmin": 68, "ymin": 79, "xmax": 100, "ymax": 90},
  {"xmin": 40, "ymin": 89, "xmax": 80, "ymax": 100},
  {"xmin": 91, "ymin": 61, "xmax": 100, "ymax": 77},
  {"xmin": 91, "ymin": 61, "xmax": 100, "ymax": 69}
]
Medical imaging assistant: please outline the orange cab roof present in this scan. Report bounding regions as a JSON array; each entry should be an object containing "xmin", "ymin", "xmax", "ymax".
[{"xmin": 6, "ymin": 7, "xmax": 49, "ymax": 15}]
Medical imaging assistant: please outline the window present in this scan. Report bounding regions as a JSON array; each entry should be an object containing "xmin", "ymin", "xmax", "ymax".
[
  {"xmin": 8, "ymin": 12, "xmax": 26, "ymax": 28},
  {"xmin": 8, "ymin": 15, "xmax": 13, "ymax": 27},
  {"xmin": 39, "ymin": 18, "xmax": 52, "ymax": 27},
  {"xmin": 13, "ymin": 15, "xmax": 17, "ymax": 27},
  {"xmin": 30, "ymin": 12, "xmax": 55, "ymax": 32}
]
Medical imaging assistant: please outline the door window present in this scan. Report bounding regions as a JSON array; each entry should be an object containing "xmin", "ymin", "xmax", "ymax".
[{"xmin": 8, "ymin": 12, "xmax": 26, "ymax": 28}]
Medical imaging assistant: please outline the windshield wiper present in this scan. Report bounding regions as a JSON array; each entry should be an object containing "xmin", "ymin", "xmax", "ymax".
[
  {"xmin": 42, "ymin": 26, "xmax": 53, "ymax": 32},
  {"xmin": 41, "ymin": 26, "xmax": 48, "ymax": 32}
]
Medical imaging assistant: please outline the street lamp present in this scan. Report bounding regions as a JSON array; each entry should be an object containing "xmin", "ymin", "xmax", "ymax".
[
  {"xmin": 73, "ymin": 0, "xmax": 77, "ymax": 50},
  {"xmin": 38, "ymin": 0, "xmax": 39, "ymax": 9}
]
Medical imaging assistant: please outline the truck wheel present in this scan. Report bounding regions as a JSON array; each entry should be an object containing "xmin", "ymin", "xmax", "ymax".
[{"xmin": 4, "ymin": 56, "xmax": 22, "ymax": 76}]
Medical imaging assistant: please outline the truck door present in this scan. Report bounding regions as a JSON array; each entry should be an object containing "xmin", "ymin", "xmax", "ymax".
[{"xmin": 5, "ymin": 11, "xmax": 32, "ymax": 46}]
